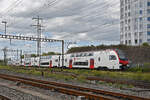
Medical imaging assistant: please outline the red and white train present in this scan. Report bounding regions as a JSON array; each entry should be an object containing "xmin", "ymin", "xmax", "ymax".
[{"xmin": 18, "ymin": 49, "xmax": 129, "ymax": 70}]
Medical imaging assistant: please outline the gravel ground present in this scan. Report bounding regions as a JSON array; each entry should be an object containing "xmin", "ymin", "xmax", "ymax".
[
  {"xmin": 0, "ymin": 69, "xmax": 150, "ymax": 100},
  {"xmin": 0, "ymin": 83, "xmax": 45, "ymax": 100},
  {"xmin": 0, "ymin": 78, "xmax": 75, "ymax": 100}
]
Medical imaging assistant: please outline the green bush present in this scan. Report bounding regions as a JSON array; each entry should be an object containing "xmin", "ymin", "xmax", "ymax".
[
  {"xmin": 128, "ymin": 64, "xmax": 150, "ymax": 72},
  {"xmin": 142, "ymin": 42, "xmax": 149, "ymax": 46}
]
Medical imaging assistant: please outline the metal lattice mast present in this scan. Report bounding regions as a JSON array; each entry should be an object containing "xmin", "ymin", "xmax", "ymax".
[{"xmin": 32, "ymin": 16, "xmax": 43, "ymax": 57}]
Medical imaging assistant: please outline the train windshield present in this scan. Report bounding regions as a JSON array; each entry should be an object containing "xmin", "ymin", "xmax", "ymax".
[{"xmin": 115, "ymin": 49, "xmax": 128, "ymax": 61}]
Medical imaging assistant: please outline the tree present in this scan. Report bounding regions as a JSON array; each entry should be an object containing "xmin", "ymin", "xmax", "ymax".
[
  {"xmin": 142, "ymin": 42, "xmax": 149, "ymax": 46},
  {"xmin": 42, "ymin": 52, "xmax": 61, "ymax": 56}
]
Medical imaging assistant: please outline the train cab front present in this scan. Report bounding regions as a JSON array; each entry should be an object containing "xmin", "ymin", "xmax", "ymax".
[
  {"xmin": 119, "ymin": 58, "xmax": 129, "ymax": 69},
  {"xmin": 115, "ymin": 49, "xmax": 129, "ymax": 70}
]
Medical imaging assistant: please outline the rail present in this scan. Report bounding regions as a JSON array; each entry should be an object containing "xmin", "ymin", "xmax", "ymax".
[
  {"xmin": 86, "ymin": 76, "xmax": 150, "ymax": 89},
  {"xmin": 0, "ymin": 95, "xmax": 11, "ymax": 100},
  {"xmin": 0, "ymin": 74, "xmax": 149, "ymax": 100}
]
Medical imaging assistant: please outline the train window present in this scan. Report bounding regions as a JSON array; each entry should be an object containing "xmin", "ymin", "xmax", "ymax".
[
  {"xmin": 71, "ymin": 54, "xmax": 74, "ymax": 57},
  {"xmin": 41, "ymin": 62, "xmax": 49, "ymax": 65},
  {"xmin": 79, "ymin": 53, "xmax": 83, "ymax": 57},
  {"xmin": 88, "ymin": 53, "xmax": 93, "ymax": 56},
  {"xmin": 76, "ymin": 54, "xmax": 80, "ymax": 57},
  {"xmin": 109, "ymin": 55, "xmax": 117, "ymax": 60},
  {"xmin": 65, "ymin": 59, "xmax": 67, "ymax": 62},
  {"xmin": 55, "ymin": 59, "xmax": 58, "ymax": 62},
  {"xmin": 73, "ymin": 62, "xmax": 88, "ymax": 66},
  {"xmin": 83, "ymin": 53, "xmax": 87, "ymax": 57},
  {"xmin": 98, "ymin": 57, "xmax": 101, "ymax": 62}
]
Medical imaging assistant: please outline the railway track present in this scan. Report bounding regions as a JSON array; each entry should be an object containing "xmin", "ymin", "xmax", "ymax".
[
  {"xmin": 0, "ymin": 95, "xmax": 11, "ymax": 100},
  {"xmin": 86, "ymin": 77, "xmax": 150, "ymax": 89},
  {"xmin": 0, "ymin": 74, "xmax": 149, "ymax": 100}
]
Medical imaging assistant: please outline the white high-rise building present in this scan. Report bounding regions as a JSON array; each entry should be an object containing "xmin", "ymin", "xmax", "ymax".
[{"xmin": 120, "ymin": 0, "xmax": 150, "ymax": 45}]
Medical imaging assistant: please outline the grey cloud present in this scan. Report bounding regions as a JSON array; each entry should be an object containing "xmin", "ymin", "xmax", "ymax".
[{"xmin": 0, "ymin": 0, "xmax": 120, "ymax": 42}]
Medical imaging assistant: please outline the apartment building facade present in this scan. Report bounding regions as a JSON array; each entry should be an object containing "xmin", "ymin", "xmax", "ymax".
[{"xmin": 120, "ymin": 0, "xmax": 150, "ymax": 45}]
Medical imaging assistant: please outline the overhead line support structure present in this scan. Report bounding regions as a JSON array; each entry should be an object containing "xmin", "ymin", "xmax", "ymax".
[
  {"xmin": 2, "ymin": 21, "xmax": 11, "ymax": 44},
  {"xmin": 0, "ymin": 34, "xmax": 65, "ymax": 67},
  {"xmin": 32, "ymin": 16, "xmax": 43, "ymax": 67}
]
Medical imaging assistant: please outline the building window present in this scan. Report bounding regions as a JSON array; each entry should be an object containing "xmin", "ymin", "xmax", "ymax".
[
  {"xmin": 128, "ymin": 5, "xmax": 130, "ymax": 9},
  {"xmin": 139, "ymin": 17, "xmax": 142, "ymax": 21},
  {"xmin": 139, "ymin": 10, "xmax": 143, "ymax": 14},
  {"xmin": 129, "ymin": 40, "xmax": 131, "ymax": 44},
  {"xmin": 125, "ymin": 0, "xmax": 127, "ymax": 4},
  {"xmin": 139, "ymin": 39, "xmax": 142, "ymax": 43},
  {"xmin": 139, "ymin": 2, "xmax": 142, "ymax": 8},
  {"xmin": 135, "ymin": 18, "xmax": 138, "ymax": 22},
  {"xmin": 125, "ymin": 6, "xmax": 127, "ymax": 11},
  {"xmin": 128, "ymin": 19, "xmax": 130, "ymax": 23},
  {"xmin": 128, "ymin": 12, "xmax": 130, "ymax": 16},
  {"xmin": 134, "ymin": 32, "xmax": 137, "ymax": 37},
  {"xmin": 135, "ymin": 39, "xmax": 138, "ymax": 44},
  {"xmin": 125, "ymin": 40, "xmax": 127, "ymax": 44},
  {"xmin": 128, "ymin": 33, "xmax": 131, "ymax": 37},
  {"xmin": 128, "ymin": 26, "xmax": 130, "ymax": 30},
  {"xmin": 147, "ymin": 17, "xmax": 150, "ymax": 21},
  {"xmin": 148, "ymin": 2, "xmax": 150, "ymax": 6},
  {"xmin": 140, "ymin": 24, "xmax": 143, "ymax": 29},
  {"xmin": 147, "ymin": 24, "xmax": 150, "ymax": 28},
  {"xmin": 148, "ymin": 31, "xmax": 150, "ymax": 35},
  {"xmin": 148, "ymin": 39, "xmax": 150, "ymax": 42},
  {"xmin": 139, "ymin": 32, "xmax": 143, "ymax": 37},
  {"xmin": 147, "ymin": 9, "xmax": 150, "ymax": 14}
]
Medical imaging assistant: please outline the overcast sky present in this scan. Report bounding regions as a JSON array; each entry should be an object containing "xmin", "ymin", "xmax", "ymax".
[{"xmin": 0, "ymin": 0, "xmax": 120, "ymax": 59}]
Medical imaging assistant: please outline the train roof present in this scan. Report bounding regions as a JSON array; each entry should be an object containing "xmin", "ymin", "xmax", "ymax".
[{"xmin": 67, "ymin": 49, "xmax": 117, "ymax": 54}]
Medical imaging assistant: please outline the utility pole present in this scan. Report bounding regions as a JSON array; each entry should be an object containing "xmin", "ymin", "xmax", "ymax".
[
  {"xmin": 32, "ymin": 16, "xmax": 43, "ymax": 67},
  {"xmin": 2, "ymin": 21, "xmax": 11, "ymax": 45},
  {"xmin": 62, "ymin": 40, "xmax": 64, "ymax": 67},
  {"xmin": 2, "ymin": 47, "xmax": 7, "ymax": 65},
  {"xmin": 20, "ymin": 50, "xmax": 22, "ymax": 65},
  {"xmin": 17, "ymin": 49, "xmax": 19, "ymax": 60}
]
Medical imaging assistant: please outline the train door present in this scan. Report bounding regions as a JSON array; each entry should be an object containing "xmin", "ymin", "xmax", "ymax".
[
  {"xmin": 49, "ymin": 60, "xmax": 52, "ymax": 68},
  {"xmin": 58, "ymin": 56, "xmax": 60, "ymax": 67},
  {"xmin": 90, "ymin": 59, "xmax": 94, "ymax": 69},
  {"xmin": 69, "ymin": 59, "xmax": 73, "ymax": 68}
]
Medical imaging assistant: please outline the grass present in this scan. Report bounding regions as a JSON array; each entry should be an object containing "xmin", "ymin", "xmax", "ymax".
[
  {"xmin": 0, "ymin": 65, "xmax": 150, "ymax": 85},
  {"xmin": 63, "ymin": 68, "xmax": 150, "ymax": 82}
]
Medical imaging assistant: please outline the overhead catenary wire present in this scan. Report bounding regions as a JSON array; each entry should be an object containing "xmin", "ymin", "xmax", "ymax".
[
  {"xmin": 1, "ymin": 0, "xmax": 119, "ymax": 33},
  {"xmin": 0, "ymin": 0, "xmax": 120, "ymax": 55},
  {"xmin": 0, "ymin": 0, "xmax": 23, "ymax": 18}
]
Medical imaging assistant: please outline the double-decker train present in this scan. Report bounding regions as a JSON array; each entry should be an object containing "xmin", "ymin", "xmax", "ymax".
[{"xmin": 10, "ymin": 49, "xmax": 129, "ymax": 70}]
